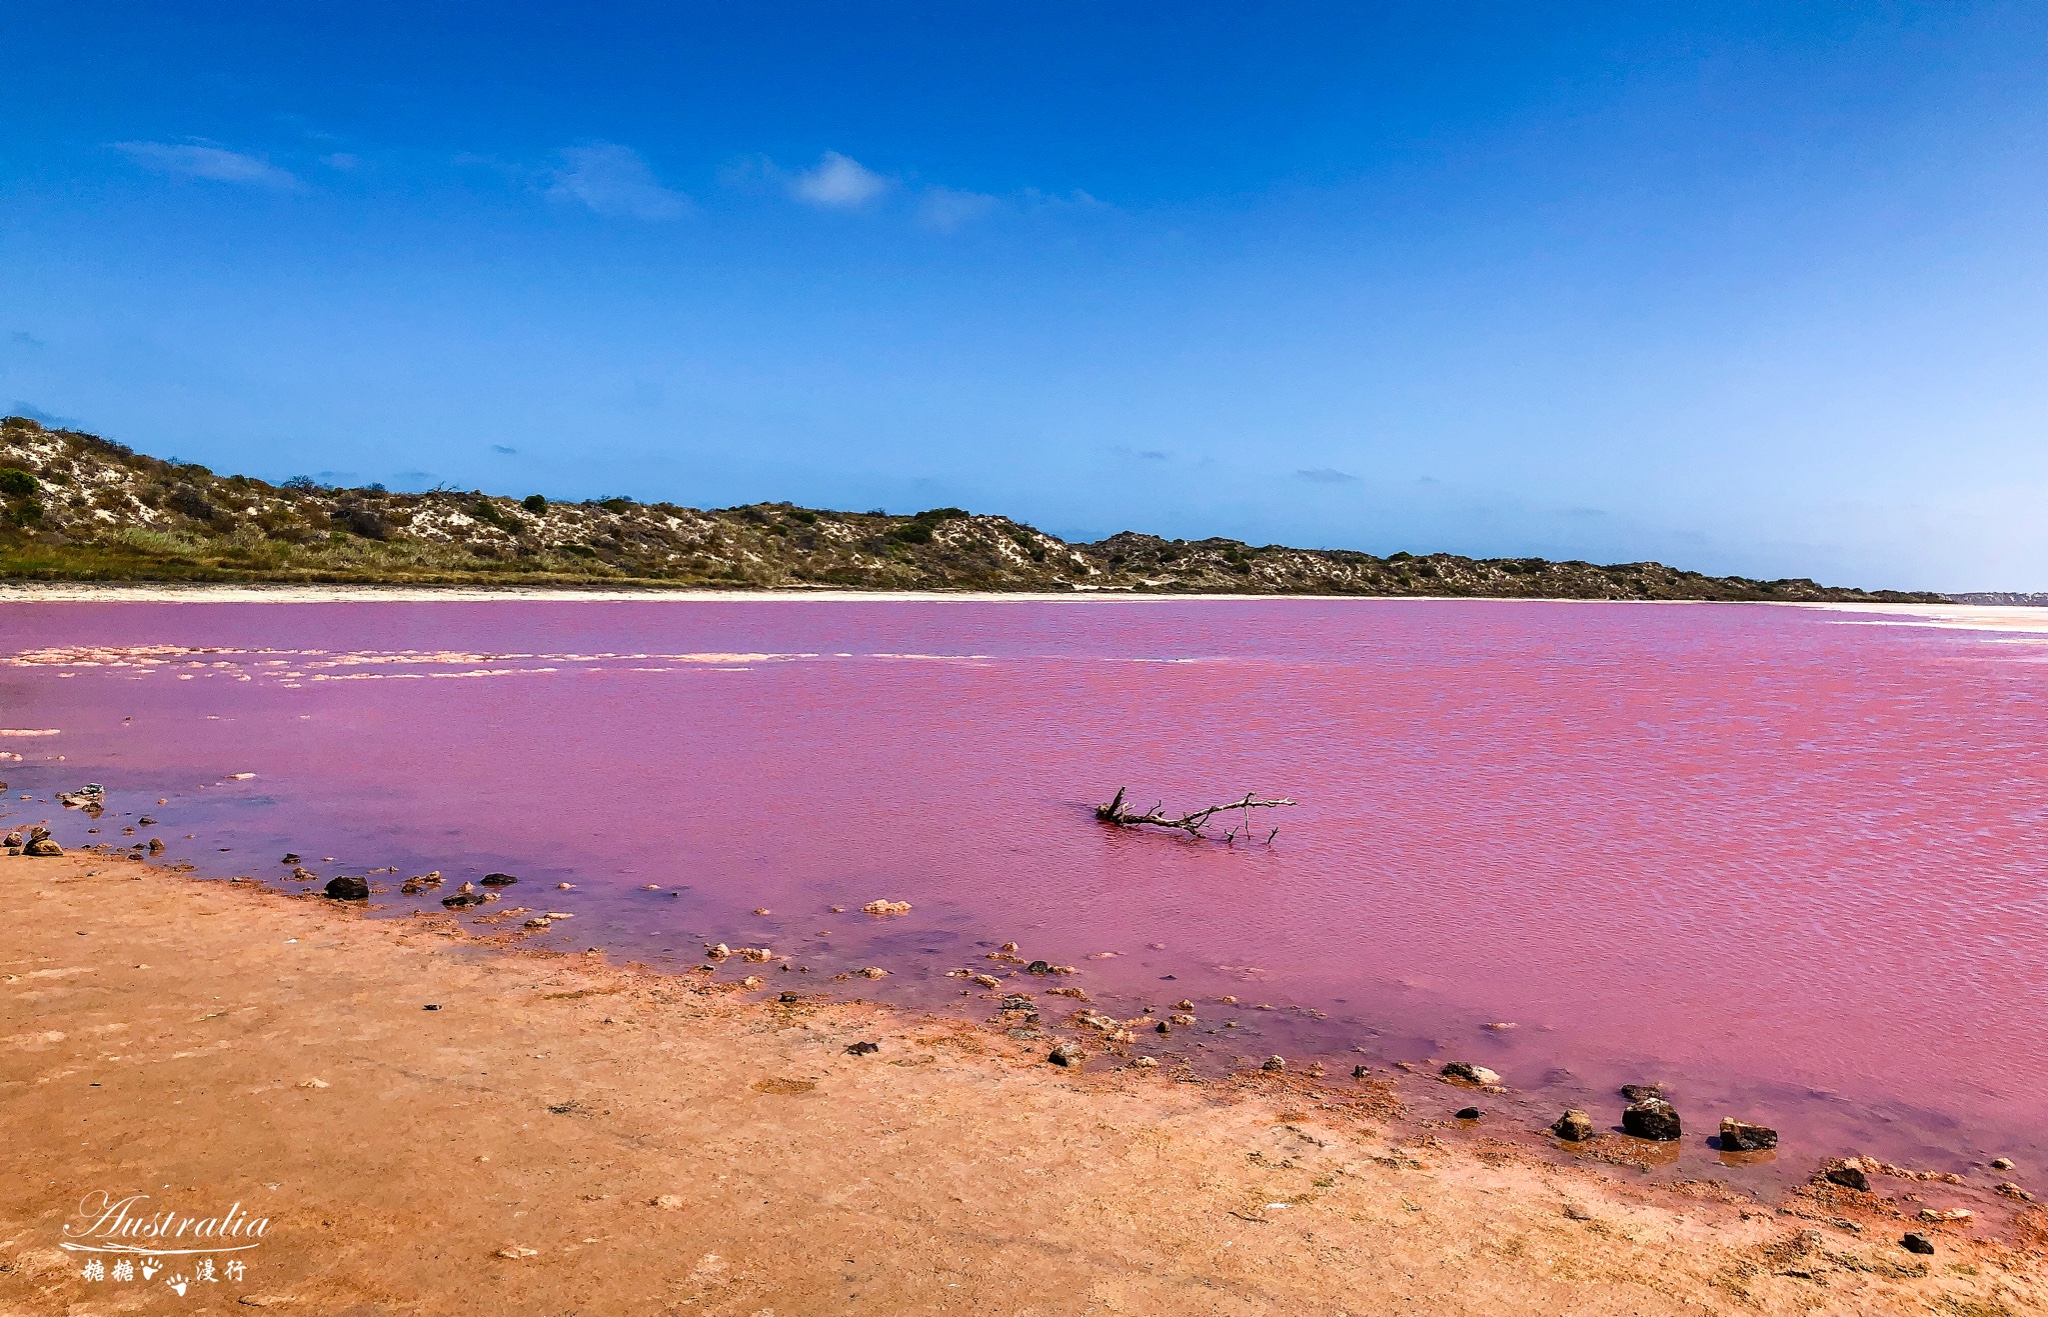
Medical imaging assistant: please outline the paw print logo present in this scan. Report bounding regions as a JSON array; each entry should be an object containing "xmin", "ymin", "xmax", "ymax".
[
  {"xmin": 139, "ymin": 1257, "xmax": 163, "ymax": 1280},
  {"xmin": 165, "ymin": 1271, "xmax": 190, "ymax": 1296}
]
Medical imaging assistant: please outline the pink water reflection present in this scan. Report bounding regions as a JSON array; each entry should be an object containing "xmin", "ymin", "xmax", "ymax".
[{"xmin": 4, "ymin": 598, "xmax": 2044, "ymax": 1175}]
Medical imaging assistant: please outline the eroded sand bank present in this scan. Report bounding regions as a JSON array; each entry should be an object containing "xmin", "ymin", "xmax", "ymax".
[{"xmin": 3, "ymin": 854, "xmax": 2044, "ymax": 1315}]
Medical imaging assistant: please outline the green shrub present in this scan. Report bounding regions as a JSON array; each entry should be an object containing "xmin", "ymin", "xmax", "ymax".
[
  {"xmin": 523, "ymin": 494, "xmax": 548, "ymax": 513},
  {"xmin": 470, "ymin": 502, "xmax": 524, "ymax": 533},
  {"xmin": 0, "ymin": 468, "xmax": 37, "ymax": 497},
  {"xmin": 5, "ymin": 498, "xmax": 43, "ymax": 526}
]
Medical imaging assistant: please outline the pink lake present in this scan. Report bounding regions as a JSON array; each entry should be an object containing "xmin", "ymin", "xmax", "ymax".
[{"xmin": 4, "ymin": 598, "xmax": 2044, "ymax": 1183}]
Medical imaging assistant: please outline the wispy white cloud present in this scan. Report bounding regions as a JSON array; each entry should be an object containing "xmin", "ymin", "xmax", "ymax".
[
  {"xmin": 790, "ymin": 151, "xmax": 889, "ymax": 208},
  {"xmin": 1297, "ymin": 468, "xmax": 1360, "ymax": 484},
  {"xmin": 546, "ymin": 143, "xmax": 690, "ymax": 221},
  {"xmin": 321, "ymin": 152, "xmax": 359, "ymax": 170},
  {"xmin": 112, "ymin": 141, "xmax": 300, "ymax": 189},
  {"xmin": 916, "ymin": 185, "xmax": 998, "ymax": 232}
]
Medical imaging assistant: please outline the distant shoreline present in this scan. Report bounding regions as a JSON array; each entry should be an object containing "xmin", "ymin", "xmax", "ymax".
[{"xmin": 0, "ymin": 582, "xmax": 2040, "ymax": 626}]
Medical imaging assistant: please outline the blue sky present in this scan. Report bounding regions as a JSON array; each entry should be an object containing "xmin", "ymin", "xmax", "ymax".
[{"xmin": 3, "ymin": 2, "xmax": 2043, "ymax": 589}]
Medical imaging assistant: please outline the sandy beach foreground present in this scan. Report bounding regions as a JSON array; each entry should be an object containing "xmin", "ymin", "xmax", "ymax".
[{"xmin": 3, "ymin": 857, "xmax": 2043, "ymax": 1315}]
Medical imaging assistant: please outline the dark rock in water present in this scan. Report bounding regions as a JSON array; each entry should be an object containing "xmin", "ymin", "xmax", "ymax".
[
  {"xmin": 1619, "ymin": 1084, "xmax": 1663, "ymax": 1102},
  {"xmin": 1623, "ymin": 1098, "xmax": 1682, "ymax": 1141},
  {"xmin": 323, "ymin": 875, "xmax": 369, "ymax": 900},
  {"xmin": 1719, "ymin": 1117, "xmax": 1778, "ymax": 1152},
  {"xmin": 282, "ymin": 853, "xmax": 300, "ymax": 864},
  {"xmin": 1901, "ymin": 1232, "xmax": 1935, "ymax": 1255},
  {"xmin": 1455, "ymin": 1106, "xmax": 1482, "ymax": 1120},
  {"xmin": 1352, "ymin": 1065, "xmax": 1372, "ymax": 1079},
  {"xmin": 138, "ymin": 816, "xmax": 157, "ymax": 826},
  {"xmin": 1000, "ymin": 995, "xmax": 1034, "ymax": 1011},
  {"xmin": 778, "ymin": 991, "xmax": 801, "ymax": 1003},
  {"xmin": 1155, "ymin": 1021, "xmax": 1171, "ymax": 1034},
  {"xmin": 1825, "ymin": 1163, "xmax": 1871, "ymax": 1192},
  {"xmin": 441, "ymin": 891, "xmax": 484, "ymax": 909},
  {"xmin": 1026, "ymin": 960, "xmax": 1052, "ymax": 975},
  {"xmin": 1048, "ymin": 1042, "xmax": 1083, "ymax": 1067},
  {"xmin": 480, "ymin": 872, "xmax": 519, "ymax": 886},
  {"xmin": 845, "ymin": 1041, "xmax": 880, "ymax": 1055},
  {"xmin": 1551, "ymin": 1109, "xmax": 1595, "ymax": 1142}
]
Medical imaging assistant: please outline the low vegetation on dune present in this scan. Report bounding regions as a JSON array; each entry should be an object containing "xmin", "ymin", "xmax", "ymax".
[{"xmin": 0, "ymin": 416, "xmax": 1940, "ymax": 601}]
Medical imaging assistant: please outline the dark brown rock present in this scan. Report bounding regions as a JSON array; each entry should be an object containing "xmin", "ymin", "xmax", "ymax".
[
  {"xmin": 1551, "ymin": 1109, "xmax": 1594, "ymax": 1142},
  {"xmin": 323, "ymin": 875, "xmax": 369, "ymax": 900},
  {"xmin": 480, "ymin": 872, "xmax": 519, "ymax": 886},
  {"xmin": 1261, "ymin": 1056, "xmax": 1286, "ymax": 1071},
  {"xmin": 1719, "ymin": 1117, "xmax": 1778, "ymax": 1152},
  {"xmin": 1455, "ymin": 1106, "xmax": 1482, "ymax": 1120},
  {"xmin": 1441, "ymin": 1060, "xmax": 1501, "ymax": 1085},
  {"xmin": 845, "ymin": 1041, "xmax": 880, "ymax": 1056},
  {"xmin": 1623, "ymin": 1098, "xmax": 1682, "ymax": 1141},
  {"xmin": 441, "ymin": 891, "xmax": 484, "ymax": 909},
  {"xmin": 1825, "ymin": 1163, "xmax": 1871, "ymax": 1192},
  {"xmin": 1619, "ymin": 1083, "xmax": 1663, "ymax": 1102},
  {"xmin": 1900, "ymin": 1232, "xmax": 1934, "ymax": 1255}
]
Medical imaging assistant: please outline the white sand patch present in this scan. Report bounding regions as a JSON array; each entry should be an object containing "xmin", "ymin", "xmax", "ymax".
[{"xmin": 1791, "ymin": 602, "xmax": 2048, "ymax": 636}]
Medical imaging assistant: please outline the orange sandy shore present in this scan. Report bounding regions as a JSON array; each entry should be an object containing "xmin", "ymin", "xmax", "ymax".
[{"xmin": 4, "ymin": 852, "xmax": 2045, "ymax": 1316}]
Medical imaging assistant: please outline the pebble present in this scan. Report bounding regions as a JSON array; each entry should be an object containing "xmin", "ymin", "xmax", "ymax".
[
  {"xmin": 1131, "ymin": 1057, "xmax": 1159, "ymax": 1070},
  {"xmin": 479, "ymin": 873, "xmax": 518, "ymax": 887},
  {"xmin": 1351, "ymin": 1065, "xmax": 1371, "ymax": 1079},
  {"xmin": 1619, "ymin": 1083, "xmax": 1663, "ymax": 1102},
  {"xmin": 971, "ymin": 974, "xmax": 1002, "ymax": 989},
  {"xmin": 1175, "ymin": 999, "xmax": 1195, "ymax": 1011},
  {"xmin": 1917, "ymin": 1207, "xmax": 1972, "ymax": 1225},
  {"xmin": 1455, "ymin": 1106, "xmax": 1482, "ymax": 1120},
  {"xmin": 846, "ymin": 1041, "xmax": 880, "ymax": 1055},
  {"xmin": 1261, "ymin": 1056, "xmax": 1286, "ymax": 1071},
  {"xmin": 861, "ymin": 899, "xmax": 912, "ymax": 915},
  {"xmin": 1048, "ymin": 1042, "xmax": 1083, "ymax": 1068},
  {"xmin": 653, "ymin": 1195, "xmax": 686, "ymax": 1209},
  {"xmin": 1900, "ymin": 1232, "xmax": 1936, "ymax": 1255},
  {"xmin": 1000, "ymin": 942, "xmax": 1019, "ymax": 952},
  {"xmin": 856, "ymin": 967, "xmax": 889, "ymax": 979},
  {"xmin": 523, "ymin": 917, "xmax": 552, "ymax": 930},
  {"xmin": 1993, "ymin": 1157, "xmax": 2015, "ymax": 1170}
]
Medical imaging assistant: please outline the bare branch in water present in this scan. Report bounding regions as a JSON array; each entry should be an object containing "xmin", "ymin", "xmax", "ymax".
[{"xmin": 1094, "ymin": 786, "xmax": 1296, "ymax": 839}]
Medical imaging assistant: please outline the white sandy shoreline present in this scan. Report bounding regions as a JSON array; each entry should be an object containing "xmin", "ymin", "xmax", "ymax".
[{"xmin": 5, "ymin": 582, "xmax": 2046, "ymax": 633}]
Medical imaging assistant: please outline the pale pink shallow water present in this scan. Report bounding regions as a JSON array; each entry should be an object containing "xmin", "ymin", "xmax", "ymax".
[{"xmin": 4, "ymin": 599, "xmax": 2046, "ymax": 1184}]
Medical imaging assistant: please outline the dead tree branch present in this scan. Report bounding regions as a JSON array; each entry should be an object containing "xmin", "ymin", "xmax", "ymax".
[{"xmin": 1094, "ymin": 786, "xmax": 1296, "ymax": 840}]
